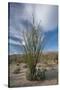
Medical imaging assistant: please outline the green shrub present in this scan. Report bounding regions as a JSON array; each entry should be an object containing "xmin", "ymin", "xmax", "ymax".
[
  {"xmin": 26, "ymin": 68, "xmax": 46, "ymax": 81},
  {"xmin": 36, "ymin": 68, "xmax": 46, "ymax": 80}
]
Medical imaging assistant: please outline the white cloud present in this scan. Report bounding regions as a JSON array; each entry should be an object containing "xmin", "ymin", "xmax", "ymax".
[
  {"xmin": 10, "ymin": 3, "xmax": 58, "ymax": 33},
  {"xmin": 9, "ymin": 4, "xmax": 58, "ymax": 43},
  {"xmin": 9, "ymin": 38, "xmax": 25, "ymax": 46},
  {"xmin": 23, "ymin": 4, "xmax": 58, "ymax": 31}
]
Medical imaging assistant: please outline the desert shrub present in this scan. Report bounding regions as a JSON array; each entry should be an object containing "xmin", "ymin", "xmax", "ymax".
[
  {"xmin": 13, "ymin": 67, "xmax": 20, "ymax": 74},
  {"xmin": 54, "ymin": 54, "xmax": 58, "ymax": 64},
  {"xmin": 16, "ymin": 63, "xmax": 19, "ymax": 66},
  {"xmin": 26, "ymin": 68, "xmax": 46, "ymax": 81},
  {"xmin": 23, "ymin": 64, "xmax": 28, "ymax": 68},
  {"xmin": 36, "ymin": 68, "xmax": 46, "ymax": 80}
]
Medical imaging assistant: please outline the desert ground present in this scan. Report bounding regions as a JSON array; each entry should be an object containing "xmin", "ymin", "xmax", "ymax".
[{"xmin": 9, "ymin": 62, "xmax": 58, "ymax": 87}]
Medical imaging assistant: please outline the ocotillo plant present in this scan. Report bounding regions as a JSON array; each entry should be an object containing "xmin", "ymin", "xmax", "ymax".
[{"xmin": 22, "ymin": 15, "xmax": 46, "ymax": 80}]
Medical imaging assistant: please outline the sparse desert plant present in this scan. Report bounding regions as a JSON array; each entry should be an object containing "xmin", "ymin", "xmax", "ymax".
[
  {"xmin": 23, "ymin": 64, "xmax": 28, "ymax": 68},
  {"xmin": 22, "ymin": 14, "xmax": 46, "ymax": 80},
  {"xmin": 16, "ymin": 62, "xmax": 20, "ymax": 66},
  {"xmin": 36, "ymin": 68, "xmax": 46, "ymax": 80},
  {"xmin": 54, "ymin": 54, "xmax": 58, "ymax": 64},
  {"xmin": 13, "ymin": 66, "xmax": 20, "ymax": 74},
  {"xmin": 26, "ymin": 68, "xmax": 46, "ymax": 81}
]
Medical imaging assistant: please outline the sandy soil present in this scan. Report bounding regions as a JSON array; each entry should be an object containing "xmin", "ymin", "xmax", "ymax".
[{"xmin": 9, "ymin": 63, "xmax": 58, "ymax": 87}]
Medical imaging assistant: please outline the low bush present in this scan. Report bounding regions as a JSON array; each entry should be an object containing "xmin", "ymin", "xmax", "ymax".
[
  {"xmin": 26, "ymin": 68, "xmax": 46, "ymax": 81},
  {"xmin": 23, "ymin": 64, "xmax": 28, "ymax": 68},
  {"xmin": 36, "ymin": 68, "xmax": 46, "ymax": 80},
  {"xmin": 13, "ymin": 67, "xmax": 20, "ymax": 74}
]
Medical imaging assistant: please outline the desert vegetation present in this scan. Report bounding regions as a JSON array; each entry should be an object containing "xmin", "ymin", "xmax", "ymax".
[
  {"xmin": 8, "ymin": 12, "xmax": 58, "ymax": 87},
  {"xmin": 21, "ymin": 15, "xmax": 46, "ymax": 81},
  {"xmin": 8, "ymin": 52, "xmax": 58, "ymax": 87}
]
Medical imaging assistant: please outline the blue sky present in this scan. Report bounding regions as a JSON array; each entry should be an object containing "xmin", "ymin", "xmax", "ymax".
[{"xmin": 8, "ymin": 3, "xmax": 58, "ymax": 55}]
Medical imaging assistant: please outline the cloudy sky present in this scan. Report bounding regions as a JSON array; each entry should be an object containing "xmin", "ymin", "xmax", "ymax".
[{"xmin": 8, "ymin": 3, "xmax": 58, "ymax": 55}]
